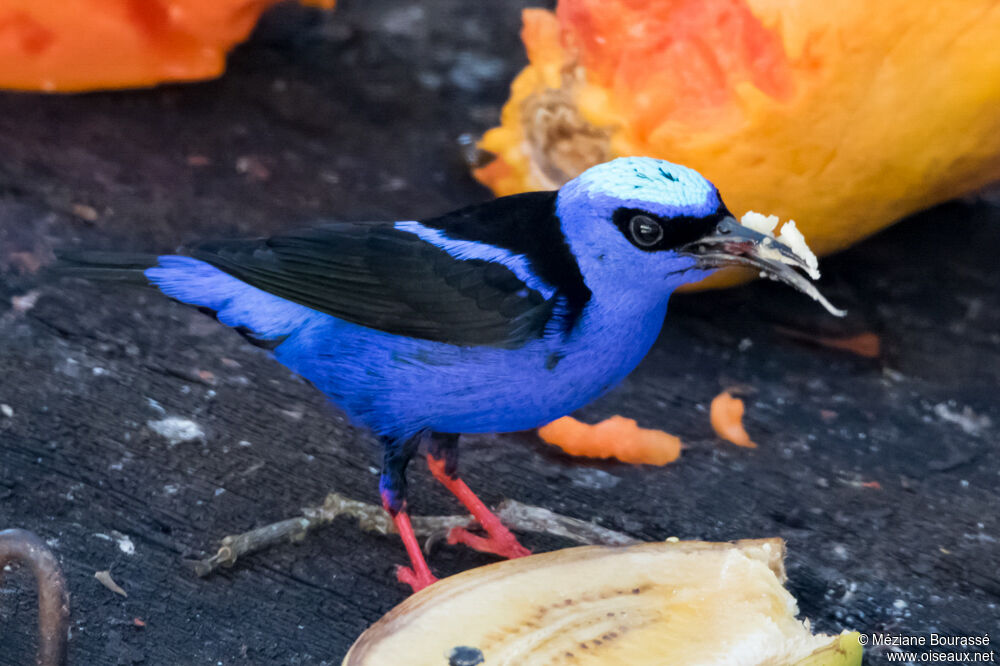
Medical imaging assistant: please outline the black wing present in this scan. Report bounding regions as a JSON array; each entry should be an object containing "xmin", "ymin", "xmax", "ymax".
[{"xmin": 189, "ymin": 193, "xmax": 588, "ymax": 348}]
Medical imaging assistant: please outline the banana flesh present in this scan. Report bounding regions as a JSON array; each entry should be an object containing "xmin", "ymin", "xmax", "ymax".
[{"xmin": 344, "ymin": 538, "xmax": 862, "ymax": 666}]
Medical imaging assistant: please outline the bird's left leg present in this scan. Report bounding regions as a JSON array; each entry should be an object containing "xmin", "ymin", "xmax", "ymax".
[
  {"xmin": 426, "ymin": 433, "xmax": 531, "ymax": 560},
  {"xmin": 380, "ymin": 434, "xmax": 438, "ymax": 593}
]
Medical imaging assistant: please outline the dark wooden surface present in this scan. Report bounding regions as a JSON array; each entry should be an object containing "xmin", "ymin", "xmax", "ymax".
[{"xmin": 1, "ymin": 1, "xmax": 998, "ymax": 663}]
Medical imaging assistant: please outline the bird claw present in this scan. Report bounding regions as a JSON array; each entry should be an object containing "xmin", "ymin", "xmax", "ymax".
[
  {"xmin": 426, "ymin": 453, "xmax": 532, "ymax": 560},
  {"xmin": 447, "ymin": 526, "xmax": 532, "ymax": 560},
  {"xmin": 395, "ymin": 564, "xmax": 438, "ymax": 593}
]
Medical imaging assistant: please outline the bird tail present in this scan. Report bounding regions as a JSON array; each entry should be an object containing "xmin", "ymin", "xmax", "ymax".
[
  {"xmin": 54, "ymin": 250, "xmax": 159, "ymax": 284},
  {"xmin": 56, "ymin": 250, "xmax": 318, "ymax": 351}
]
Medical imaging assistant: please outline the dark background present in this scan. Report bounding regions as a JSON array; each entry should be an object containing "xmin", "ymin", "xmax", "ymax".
[{"xmin": 1, "ymin": 1, "xmax": 997, "ymax": 663}]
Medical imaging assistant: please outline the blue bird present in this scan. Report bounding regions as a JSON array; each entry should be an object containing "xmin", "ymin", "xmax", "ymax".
[{"xmin": 64, "ymin": 157, "xmax": 838, "ymax": 591}]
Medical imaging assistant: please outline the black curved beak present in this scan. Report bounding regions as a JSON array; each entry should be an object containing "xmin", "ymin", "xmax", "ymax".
[{"xmin": 680, "ymin": 216, "xmax": 846, "ymax": 317}]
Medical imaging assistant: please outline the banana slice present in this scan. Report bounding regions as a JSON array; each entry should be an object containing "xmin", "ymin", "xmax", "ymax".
[{"xmin": 344, "ymin": 538, "xmax": 862, "ymax": 666}]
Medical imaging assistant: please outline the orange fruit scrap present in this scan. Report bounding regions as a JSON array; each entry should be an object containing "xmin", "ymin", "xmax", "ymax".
[
  {"xmin": 538, "ymin": 415, "xmax": 682, "ymax": 466},
  {"xmin": 710, "ymin": 391, "xmax": 757, "ymax": 449},
  {"xmin": 475, "ymin": 0, "xmax": 1000, "ymax": 286},
  {"xmin": 0, "ymin": 0, "xmax": 335, "ymax": 92},
  {"xmin": 775, "ymin": 328, "xmax": 881, "ymax": 359}
]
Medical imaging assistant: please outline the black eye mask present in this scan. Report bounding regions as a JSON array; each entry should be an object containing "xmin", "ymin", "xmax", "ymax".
[{"xmin": 612, "ymin": 207, "xmax": 729, "ymax": 252}]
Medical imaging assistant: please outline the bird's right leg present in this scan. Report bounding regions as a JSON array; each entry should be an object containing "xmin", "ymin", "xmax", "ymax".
[
  {"xmin": 379, "ymin": 433, "xmax": 438, "ymax": 593},
  {"xmin": 426, "ymin": 433, "xmax": 531, "ymax": 560}
]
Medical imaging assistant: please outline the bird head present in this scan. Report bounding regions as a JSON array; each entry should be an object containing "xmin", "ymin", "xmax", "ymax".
[{"xmin": 556, "ymin": 157, "xmax": 840, "ymax": 313}]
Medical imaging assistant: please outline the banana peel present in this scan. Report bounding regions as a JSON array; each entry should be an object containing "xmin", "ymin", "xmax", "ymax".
[
  {"xmin": 475, "ymin": 0, "xmax": 1000, "ymax": 288},
  {"xmin": 344, "ymin": 538, "xmax": 862, "ymax": 665}
]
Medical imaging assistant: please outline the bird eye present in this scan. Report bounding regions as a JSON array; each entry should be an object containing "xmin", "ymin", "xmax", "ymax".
[{"xmin": 628, "ymin": 215, "xmax": 663, "ymax": 247}]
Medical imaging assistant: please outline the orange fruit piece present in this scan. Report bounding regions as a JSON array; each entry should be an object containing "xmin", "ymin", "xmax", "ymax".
[
  {"xmin": 475, "ymin": 0, "xmax": 1000, "ymax": 287},
  {"xmin": 775, "ymin": 328, "xmax": 881, "ymax": 358},
  {"xmin": 710, "ymin": 391, "xmax": 757, "ymax": 449},
  {"xmin": 538, "ymin": 415, "xmax": 682, "ymax": 465},
  {"xmin": 0, "ymin": 0, "xmax": 335, "ymax": 92}
]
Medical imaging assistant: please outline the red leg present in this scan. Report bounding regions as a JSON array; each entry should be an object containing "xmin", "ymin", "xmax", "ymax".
[
  {"xmin": 427, "ymin": 455, "xmax": 531, "ymax": 559},
  {"xmin": 382, "ymin": 494, "xmax": 438, "ymax": 593}
]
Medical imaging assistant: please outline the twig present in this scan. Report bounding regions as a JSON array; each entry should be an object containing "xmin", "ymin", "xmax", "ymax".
[
  {"xmin": 494, "ymin": 499, "xmax": 639, "ymax": 547},
  {"xmin": 0, "ymin": 529, "xmax": 70, "ymax": 666},
  {"xmin": 191, "ymin": 493, "xmax": 637, "ymax": 577}
]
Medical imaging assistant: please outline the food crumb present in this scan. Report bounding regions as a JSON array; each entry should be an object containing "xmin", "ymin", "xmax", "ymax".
[
  {"xmin": 71, "ymin": 203, "xmax": 99, "ymax": 222},
  {"xmin": 115, "ymin": 533, "xmax": 135, "ymax": 555},
  {"xmin": 538, "ymin": 415, "xmax": 682, "ymax": 465},
  {"xmin": 710, "ymin": 392, "xmax": 758, "ymax": 448},
  {"xmin": 147, "ymin": 416, "xmax": 205, "ymax": 445},
  {"xmin": 11, "ymin": 290, "xmax": 40, "ymax": 313},
  {"xmin": 95, "ymin": 570, "xmax": 128, "ymax": 597}
]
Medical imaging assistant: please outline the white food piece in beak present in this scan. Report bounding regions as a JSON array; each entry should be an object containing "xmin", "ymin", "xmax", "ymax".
[
  {"xmin": 775, "ymin": 220, "xmax": 820, "ymax": 279},
  {"xmin": 740, "ymin": 211, "xmax": 780, "ymax": 236},
  {"xmin": 741, "ymin": 211, "xmax": 821, "ymax": 280}
]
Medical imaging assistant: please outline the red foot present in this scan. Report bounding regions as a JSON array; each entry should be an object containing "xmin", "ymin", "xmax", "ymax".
[
  {"xmin": 446, "ymin": 525, "xmax": 531, "ymax": 559},
  {"xmin": 427, "ymin": 455, "xmax": 532, "ymax": 560},
  {"xmin": 395, "ymin": 564, "xmax": 437, "ymax": 593},
  {"xmin": 384, "ymin": 500, "xmax": 438, "ymax": 594}
]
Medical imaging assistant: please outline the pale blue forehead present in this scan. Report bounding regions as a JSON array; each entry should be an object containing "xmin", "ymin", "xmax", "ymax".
[{"xmin": 567, "ymin": 157, "xmax": 720, "ymax": 218}]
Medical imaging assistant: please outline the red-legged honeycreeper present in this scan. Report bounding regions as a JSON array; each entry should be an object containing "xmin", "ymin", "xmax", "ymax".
[{"xmin": 62, "ymin": 157, "xmax": 841, "ymax": 592}]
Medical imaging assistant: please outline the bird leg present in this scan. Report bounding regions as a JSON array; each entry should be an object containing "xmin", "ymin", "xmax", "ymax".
[
  {"xmin": 426, "ymin": 433, "xmax": 531, "ymax": 560},
  {"xmin": 381, "ymin": 495, "xmax": 438, "ymax": 592},
  {"xmin": 381, "ymin": 434, "xmax": 438, "ymax": 592}
]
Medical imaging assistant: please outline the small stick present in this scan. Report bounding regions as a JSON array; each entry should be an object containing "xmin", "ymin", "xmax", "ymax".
[
  {"xmin": 0, "ymin": 529, "xmax": 70, "ymax": 666},
  {"xmin": 494, "ymin": 499, "xmax": 639, "ymax": 547},
  {"xmin": 191, "ymin": 493, "xmax": 637, "ymax": 577}
]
